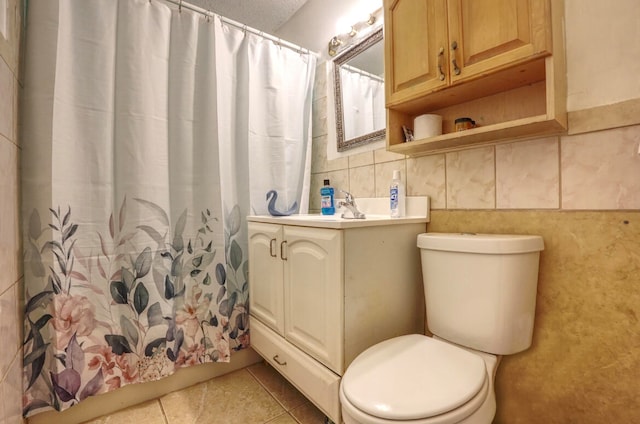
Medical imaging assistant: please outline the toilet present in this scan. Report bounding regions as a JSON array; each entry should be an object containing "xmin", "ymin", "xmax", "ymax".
[{"xmin": 340, "ymin": 232, "xmax": 544, "ymax": 424}]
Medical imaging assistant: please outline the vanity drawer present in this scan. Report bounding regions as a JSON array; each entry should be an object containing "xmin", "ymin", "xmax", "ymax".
[{"xmin": 250, "ymin": 318, "xmax": 341, "ymax": 423}]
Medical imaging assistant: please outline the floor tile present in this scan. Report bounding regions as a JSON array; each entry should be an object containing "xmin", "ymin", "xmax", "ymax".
[
  {"xmin": 247, "ymin": 362, "xmax": 307, "ymax": 412},
  {"xmin": 1, "ymin": 354, "xmax": 23, "ymax": 424},
  {"xmin": 0, "ymin": 56, "xmax": 15, "ymax": 141},
  {"xmin": 0, "ymin": 283, "xmax": 19, "ymax": 380},
  {"xmin": 82, "ymin": 399, "xmax": 166, "ymax": 424},
  {"xmin": 0, "ymin": 138, "xmax": 19, "ymax": 295},
  {"xmin": 265, "ymin": 413, "xmax": 299, "ymax": 424},
  {"xmin": 160, "ymin": 368, "xmax": 284, "ymax": 424},
  {"xmin": 289, "ymin": 401, "xmax": 327, "ymax": 424}
]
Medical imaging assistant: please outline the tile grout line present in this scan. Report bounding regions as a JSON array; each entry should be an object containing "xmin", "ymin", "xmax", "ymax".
[
  {"xmin": 245, "ymin": 365, "xmax": 299, "ymax": 423},
  {"xmin": 263, "ymin": 411, "xmax": 301, "ymax": 424},
  {"xmin": 245, "ymin": 365, "xmax": 287, "ymax": 409},
  {"xmin": 157, "ymin": 398, "xmax": 170, "ymax": 424}
]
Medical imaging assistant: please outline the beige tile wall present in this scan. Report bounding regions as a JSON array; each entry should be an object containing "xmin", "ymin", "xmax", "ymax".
[
  {"xmin": 0, "ymin": 1, "xmax": 23, "ymax": 423},
  {"xmin": 428, "ymin": 210, "xmax": 640, "ymax": 424},
  {"xmin": 312, "ymin": 60, "xmax": 640, "ymax": 422},
  {"xmin": 312, "ymin": 62, "xmax": 640, "ymax": 211}
]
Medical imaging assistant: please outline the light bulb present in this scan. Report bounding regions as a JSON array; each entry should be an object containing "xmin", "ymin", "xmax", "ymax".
[{"xmin": 336, "ymin": 17, "xmax": 352, "ymax": 35}]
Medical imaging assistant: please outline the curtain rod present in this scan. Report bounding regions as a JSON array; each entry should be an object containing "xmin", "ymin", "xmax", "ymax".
[
  {"xmin": 341, "ymin": 63, "xmax": 383, "ymax": 83},
  {"xmin": 157, "ymin": 0, "xmax": 317, "ymax": 57}
]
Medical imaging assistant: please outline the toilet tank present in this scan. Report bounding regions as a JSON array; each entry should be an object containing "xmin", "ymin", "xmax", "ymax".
[{"xmin": 417, "ymin": 233, "xmax": 544, "ymax": 355}]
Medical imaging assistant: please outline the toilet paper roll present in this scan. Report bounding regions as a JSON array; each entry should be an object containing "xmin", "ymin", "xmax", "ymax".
[{"xmin": 413, "ymin": 114, "xmax": 442, "ymax": 139}]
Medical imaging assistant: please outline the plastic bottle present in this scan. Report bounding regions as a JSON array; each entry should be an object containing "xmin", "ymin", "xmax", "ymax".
[
  {"xmin": 390, "ymin": 170, "xmax": 405, "ymax": 218},
  {"xmin": 320, "ymin": 179, "xmax": 335, "ymax": 215}
]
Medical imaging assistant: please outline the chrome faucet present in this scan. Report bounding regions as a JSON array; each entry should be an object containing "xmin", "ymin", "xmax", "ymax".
[{"xmin": 338, "ymin": 190, "xmax": 366, "ymax": 219}]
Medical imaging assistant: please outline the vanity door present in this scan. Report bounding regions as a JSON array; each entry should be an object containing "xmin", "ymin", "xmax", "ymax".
[
  {"xmin": 248, "ymin": 222, "xmax": 285, "ymax": 336},
  {"xmin": 283, "ymin": 226, "xmax": 344, "ymax": 374}
]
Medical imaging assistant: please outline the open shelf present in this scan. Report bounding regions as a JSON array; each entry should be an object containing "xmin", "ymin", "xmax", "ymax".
[{"xmin": 386, "ymin": 52, "xmax": 567, "ymax": 156}]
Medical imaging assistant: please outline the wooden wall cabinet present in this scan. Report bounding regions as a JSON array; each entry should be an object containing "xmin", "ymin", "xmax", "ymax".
[{"xmin": 384, "ymin": 0, "xmax": 566, "ymax": 155}]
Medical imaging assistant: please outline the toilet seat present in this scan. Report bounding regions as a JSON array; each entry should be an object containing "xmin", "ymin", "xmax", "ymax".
[{"xmin": 341, "ymin": 335, "xmax": 488, "ymax": 422}]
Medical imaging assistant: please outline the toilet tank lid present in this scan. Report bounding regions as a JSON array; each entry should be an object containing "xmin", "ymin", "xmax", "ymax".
[{"xmin": 417, "ymin": 232, "xmax": 544, "ymax": 254}]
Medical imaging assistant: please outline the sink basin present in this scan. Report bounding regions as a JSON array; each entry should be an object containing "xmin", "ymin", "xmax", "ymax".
[
  {"xmin": 248, "ymin": 197, "xmax": 430, "ymax": 229},
  {"xmin": 288, "ymin": 214, "xmax": 345, "ymax": 221},
  {"xmin": 247, "ymin": 213, "xmax": 428, "ymax": 229}
]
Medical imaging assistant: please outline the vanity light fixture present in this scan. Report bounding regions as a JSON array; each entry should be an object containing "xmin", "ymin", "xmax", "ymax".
[
  {"xmin": 327, "ymin": 7, "xmax": 381, "ymax": 56},
  {"xmin": 328, "ymin": 36, "xmax": 343, "ymax": 57},
  {"xmin": 366, "ymin": 14, "xmax": 376, "ymax": 26}
]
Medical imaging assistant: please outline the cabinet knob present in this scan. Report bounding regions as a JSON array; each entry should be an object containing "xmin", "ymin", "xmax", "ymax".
[{"xmin": 273, "ymin": 355, "xmax": 287, "ymax": 366}]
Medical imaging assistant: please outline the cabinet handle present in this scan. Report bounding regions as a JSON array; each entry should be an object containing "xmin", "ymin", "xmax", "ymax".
[
  {"xmin": 451, "ymin": 41, "xmax": 461, "ymax": 75},
  {"xmin": 437, "ymin": 47, "xmax": 445, "ymax": 81},
  {"xmin": 280, "ymin": 240, "xmax": 287, "ymax": 261},
  {"xmin": 269, "ymin": 238, "xmax": 277, "ymax": 257},
  {"xmin": 273, "ymin": 355, "xmax": 287, "ymax": 366}
]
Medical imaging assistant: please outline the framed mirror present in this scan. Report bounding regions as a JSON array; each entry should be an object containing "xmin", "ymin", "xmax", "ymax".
[{"xmin": 333, "ymin": 28, "xmax": 385, "ymax": 152}]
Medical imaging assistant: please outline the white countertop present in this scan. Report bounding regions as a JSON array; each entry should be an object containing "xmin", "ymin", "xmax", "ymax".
[
  {"xmin": 247, "ymin": 213, "xmax": 429, "ymax": 229},
  {"xmin": 248, "ymin": 196, "xmax": 430, "ymax": 229}
]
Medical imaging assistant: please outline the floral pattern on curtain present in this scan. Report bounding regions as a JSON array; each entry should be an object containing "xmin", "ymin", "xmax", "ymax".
[
  {"xmin": 221, "ymin": 204, "xmax": 250, "ymax": 349},
  {"xmin": 23, "ymin": 199, "xmax": 231, "ymax": 413}
]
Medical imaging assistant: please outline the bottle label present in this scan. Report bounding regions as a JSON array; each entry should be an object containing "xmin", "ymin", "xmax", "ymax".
[
  {"xmin": 390, "ymin": 187, "xmax": 398, "ymax": 209},
  {"xmin": 321, "ymin": 195, "xmax": 333, "ymax": 208}
]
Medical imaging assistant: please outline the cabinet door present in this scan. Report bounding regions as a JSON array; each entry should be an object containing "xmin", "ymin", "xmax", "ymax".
[
  {"xmin": 283, "ymin": 226, "xmax": 344, "ymax": 374},
  {"xmin": 384, "ymin": 0, "xmax": 449, "ymax": 105},
  {"xmin": 447, "ymin": 0, "xmax": 552, "ymax": 84},
  {"xmin": 248, "ymin": 222, "xmax": 285, "ymax": 335}
]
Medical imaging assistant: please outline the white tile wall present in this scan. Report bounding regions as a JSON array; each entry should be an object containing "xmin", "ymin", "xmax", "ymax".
[
  {"xmin": 374, "ymin": 159, "xmax": 405, "ymax": 198},
  {"xmin": 0, "ymin": 53, "xmax": 14, "ymax": 141},
  {"xmin": 446, "ymin": 146, "xmax": 496, "ymax": 209},
  {"xmin": 0, "ymin": 136, "xmax": 19, "ymax": 294},
  {"xmin": 0, "ymin": 0, "xmax": 6, "ymax": 40},
  {"xmin": 407, "ymin": 154, "xmax": 446, "ymax": 209},
  {"xmin": 561, "ymin": 126, "xmax": 640, "ymax": 209},
  {"xmin": 0, "ymin": 283, "xmax": 19, "ymax": 378},
  {"xmin": 348, "ymin": 151, "xmax": 374, "ymax": 168},
  {"xmin": 349, "ymin": 165, "xmax": 375, "ymax": 198},
  {"xmin": 496, "ymin": 137, "xmax": 560, "ymax": 209},
  {"xmin": 0, "ymin": 1, "xmax": 23, "ymax": 422}
]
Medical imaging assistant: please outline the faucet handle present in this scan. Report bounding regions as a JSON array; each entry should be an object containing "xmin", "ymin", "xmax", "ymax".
[{"xmin": 340, "ymin": 190, "xmax": 354, "ymax": 202}]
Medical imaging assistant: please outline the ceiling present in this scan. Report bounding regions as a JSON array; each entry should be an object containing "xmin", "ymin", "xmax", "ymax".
[{"xmin": 187, "ymin": 0, "xmax": 311, "ymax": 34}]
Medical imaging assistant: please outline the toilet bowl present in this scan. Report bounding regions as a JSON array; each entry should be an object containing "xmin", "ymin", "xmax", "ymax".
[
  {"xmin": 339, "ymin": 233, "xmax": 544, "ymax": 424},
  {"xmin": 339, "ymin": 335, "xmax": 498, "ymax": 424}
]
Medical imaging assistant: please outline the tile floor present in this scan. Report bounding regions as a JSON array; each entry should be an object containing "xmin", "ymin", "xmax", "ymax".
[{"xmin": 82, "ymin": 362, "xmax": 328, "ymax": 424}]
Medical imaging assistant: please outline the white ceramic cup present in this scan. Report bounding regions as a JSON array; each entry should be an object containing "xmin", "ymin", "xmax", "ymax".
[{"xmin": 413, "ymin": 114, "xmax": 442, "ymax": 139}]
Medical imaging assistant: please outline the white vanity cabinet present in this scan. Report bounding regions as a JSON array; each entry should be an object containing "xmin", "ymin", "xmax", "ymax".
[
  {"xmin": 249, "ymin": 222, "xmax": 343, "ymax": 372},
  {"xmin": 248, "ymin": 217, "xmax": 426, "ymax": 423}
]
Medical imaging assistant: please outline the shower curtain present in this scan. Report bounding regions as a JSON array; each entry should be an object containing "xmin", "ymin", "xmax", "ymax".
[{"xmin": 21, "ymin": 0, "xmax": 315, "ymax": 417}]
